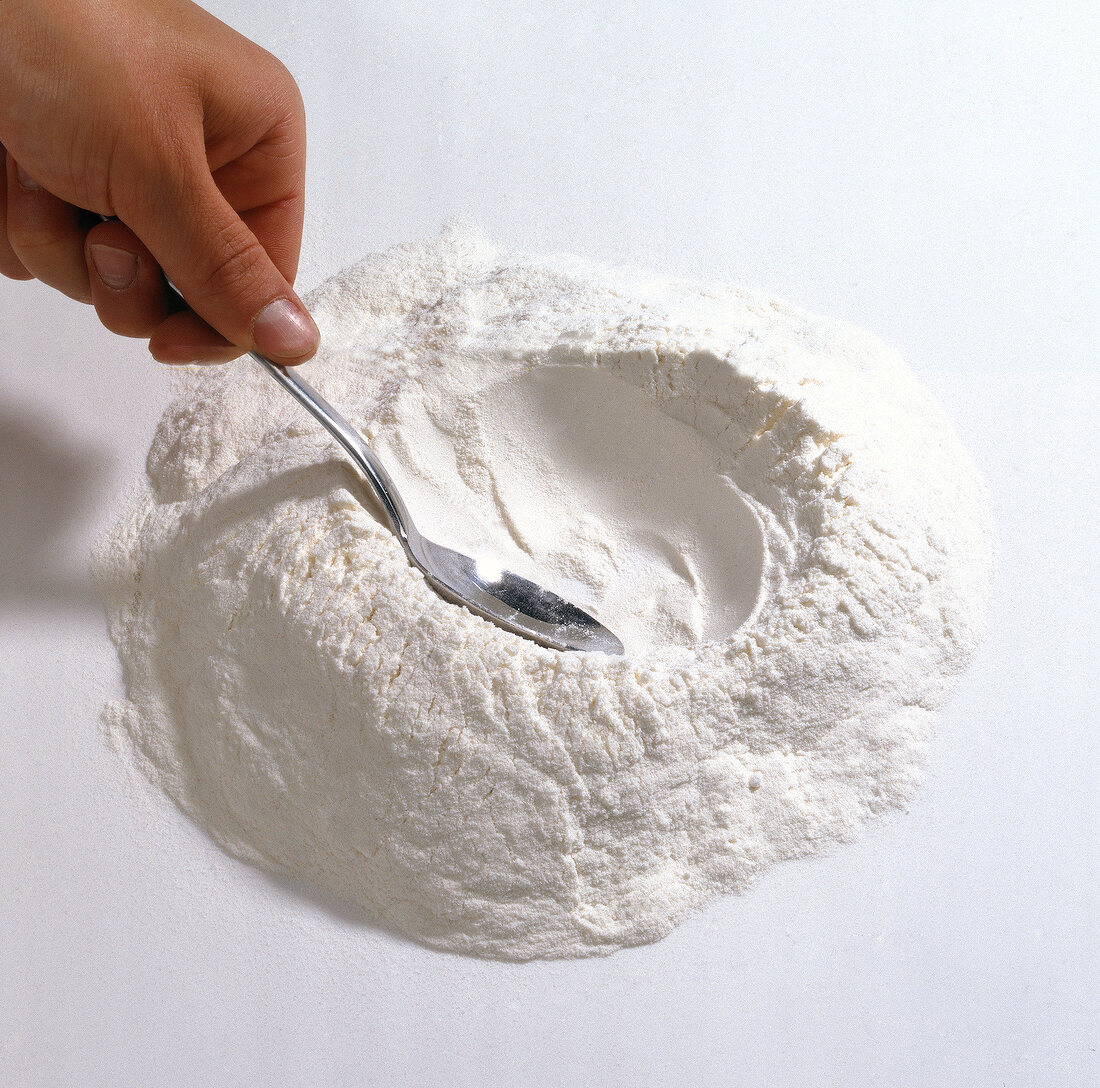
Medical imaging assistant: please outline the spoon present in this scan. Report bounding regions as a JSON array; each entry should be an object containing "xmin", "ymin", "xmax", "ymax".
[
  {"xmin": 96, "ymin": 205, "xmax": 623, "ymax": 655},
  {"xmin": 254, "ymin": 355, "xmax": 625, "ymax": 654}
]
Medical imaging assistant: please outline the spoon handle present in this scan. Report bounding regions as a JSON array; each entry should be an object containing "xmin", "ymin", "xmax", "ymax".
[
  {"xmin": 93, "ymin": 216, "xmax": 412, "ymax": 547},
  {"xmin": 251, "ymin": 353, "xmax": 413, "ymax": 545}
]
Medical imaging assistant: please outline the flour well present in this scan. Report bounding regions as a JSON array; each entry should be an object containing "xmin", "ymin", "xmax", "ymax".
[
  {"xmin": 96, "ymin": 228, "xmax": 993, "ymax": 959},
  {"xmin": 377, "ymin": 363, "xmax": 768, "ymax": 656}
]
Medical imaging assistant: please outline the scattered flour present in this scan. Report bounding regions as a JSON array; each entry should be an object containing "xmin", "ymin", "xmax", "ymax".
[{"xmin": 96, "ymin": 228, "xmax": 993, "ymax": 959}]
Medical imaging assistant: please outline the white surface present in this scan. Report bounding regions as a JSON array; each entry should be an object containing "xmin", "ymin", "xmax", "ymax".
[{"xmin": 1, "ymin": 1, "xmax": 1096, "ymax": 1084}]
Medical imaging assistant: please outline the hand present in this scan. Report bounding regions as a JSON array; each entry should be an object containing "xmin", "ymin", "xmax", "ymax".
[{"xmin": 0, "ymin": 0, "xmax": 319, "ymax": 365}]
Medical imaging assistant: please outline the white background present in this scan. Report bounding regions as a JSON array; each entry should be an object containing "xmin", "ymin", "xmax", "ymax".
[{"xmin": 2, "ymin": 2, "xmax": 1097, "ymax": 1085}]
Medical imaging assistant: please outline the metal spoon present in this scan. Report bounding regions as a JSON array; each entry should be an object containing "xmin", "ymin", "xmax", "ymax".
[
  {"xmin": 254, "ymin": 355, "xmax": 624, "ymax": 654},
  {"xmin": 97, "ymin": 203, "xmax": 623, "ymax": 656}
]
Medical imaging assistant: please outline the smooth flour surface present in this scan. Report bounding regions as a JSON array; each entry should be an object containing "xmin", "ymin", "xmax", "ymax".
[{"xmin": 96, "ymin": 228, "xmax": 993, "ymax": 959}]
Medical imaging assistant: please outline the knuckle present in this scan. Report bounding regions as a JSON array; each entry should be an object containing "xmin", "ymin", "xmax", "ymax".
[
  {"xmin": 264, "ymin": 50, "xmax": 299, "ymax": 93},
  {"xmin": 260, "ymin": 55, "xmax": 306, "ymax": 129},
  {"xmin": 0, "ymin": 240, "xmax": 32, "ymax": 280},
  {"xmin": 7, "ymin": 220, "xmax": 61, "ymax": 258},
  {"xmin": 284, "ymin": 75, "xmax": 306, "ymax": 121},
  {"xmin": 7, "ymin": 224, "xmax": 83, "ymax": 284},
  {"xmin": 200, "ymin": 225, "xmax": 270, "ymax": 299},
  {"xmin": 96, "ymin": 307, "xmax": 155, "ymax": 339}
]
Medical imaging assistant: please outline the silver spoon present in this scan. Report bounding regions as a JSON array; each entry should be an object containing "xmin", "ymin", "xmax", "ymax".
[
  {"xmin": 254, "ymin": 355, "xmax": 624, "ymax": 654},
  {"xmin": 98, "ymin": 205, "xmax": 623, "ymax": 656}
]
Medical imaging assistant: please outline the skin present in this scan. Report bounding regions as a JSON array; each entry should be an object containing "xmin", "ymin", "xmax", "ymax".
[{"xmin": 0, "ymin": 0, "xmax": 319, "ymax": 365}]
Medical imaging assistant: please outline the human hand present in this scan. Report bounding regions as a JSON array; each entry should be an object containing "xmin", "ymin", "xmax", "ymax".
[{"xmin": 0, "ymin": 0, "xmax": 319, "ymax": 365}]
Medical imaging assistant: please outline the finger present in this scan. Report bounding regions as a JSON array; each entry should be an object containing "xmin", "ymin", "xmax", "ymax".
[
  {"xmin": 0, "ymin": 150, "xmax": 36, "ymax": 281},
  {"xmin": 147, "ymin": 310, "xmax": 243, "ymax": 366},
  {"xmin": 84, "ymin": 220, "xmax": 172, "ymax": 338},
  {"xmin": 203, "ymin": 51, "xmax": 307, "ymax": 286},
  {"xmin": 118, "ymin": 149, "xmax": 318, "ymax": 366},
  {"xmin": 211, "ymin": 113, "xmax": 307, "ymax": 285},
  {"xmin": 212, "ymin": 126, "xmax": 305, "ymax": 288},
  {"xmin": 4, "ymin": 157, "xmax": 92, "ymax": 302}
]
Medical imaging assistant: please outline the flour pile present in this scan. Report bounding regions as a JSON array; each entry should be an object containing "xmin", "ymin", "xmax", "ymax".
[{"xmin": 96, "ymin": 229, "xmax": 993, "ymax": 959}]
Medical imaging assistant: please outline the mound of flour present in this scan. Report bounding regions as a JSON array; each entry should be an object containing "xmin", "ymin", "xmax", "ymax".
[{"xmin": 96, "ymin": 228, "xmax": 992, "ymax": 959}]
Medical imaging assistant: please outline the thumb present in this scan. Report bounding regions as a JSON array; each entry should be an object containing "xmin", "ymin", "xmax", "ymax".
[{"xmin": 122, "ymin": 167, "xmax": 319, "ymax": 364}]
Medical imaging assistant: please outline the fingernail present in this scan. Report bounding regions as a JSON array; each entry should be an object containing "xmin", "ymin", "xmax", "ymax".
[
  {"xmin": 14, "ymin": 163, "xmax": 39, "ymax": 190},
  {"xmin": 89, "ymin": 244, "xmax": 138, "ymax": 290},
  {"xmin": 252, "ymin": 298, "xmax": 319, "ymax": 360}
]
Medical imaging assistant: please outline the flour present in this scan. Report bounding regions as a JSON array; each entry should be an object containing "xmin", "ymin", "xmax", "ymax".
[{"xmin": 95, "ymin": 227, "xmax": 993, "ymax": 959}]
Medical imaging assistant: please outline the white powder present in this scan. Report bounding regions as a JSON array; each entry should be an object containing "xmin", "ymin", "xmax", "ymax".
[{"xmin": 96, "ymin": 227, "xmax": 993, "ymax": 959}]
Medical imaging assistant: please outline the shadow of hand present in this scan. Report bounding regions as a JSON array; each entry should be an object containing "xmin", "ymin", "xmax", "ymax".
[{"xmin": 0, "ymin": 398, "xmax": 113, "ymax": 611}]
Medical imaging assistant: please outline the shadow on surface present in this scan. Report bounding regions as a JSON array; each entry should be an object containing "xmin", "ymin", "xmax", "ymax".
[
  {"xmin": 259, "ymin": 867, "xmax": 415, "ymax": 938},
  {"xmin": 0, "ymin": 395, "xmax": 115, "ymax": 611}
]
